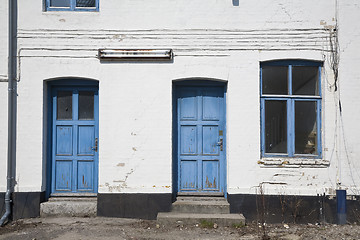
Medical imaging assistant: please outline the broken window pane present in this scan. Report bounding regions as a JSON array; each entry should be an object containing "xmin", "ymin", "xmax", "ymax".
[
  {"xmin": 262, "ymin": 66, "xmax": 288, "ymax": 95},
  {"xmin": 57, "ymin": 91, "xmax": 72, "ymax": 120},
  {"xmin": 292, "ymin": 66, "xmax": 319, "ymax": 95},
  {"xmin": 76, "ymin": 0, "xmax": 96, "ymax": 7},
  {"xmin": 78, "ymin": 91, "xmax": 94, "ymax": 120},
  {"xmin": 50, "ymin": 0, "xmax": 71, "ymax": 7},
  {"xmin": 295, "ymin": 101, "xmax": 317, "ymax": 154},
  {"xmin": 265, "ymin": 100, "xmax": 287, "ymax": 153}
]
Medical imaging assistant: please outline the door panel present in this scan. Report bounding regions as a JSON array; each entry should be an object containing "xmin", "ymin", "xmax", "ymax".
[
  {"xmin": 202, "ymin": 89, "xmax": 220, "ymax": 120},
  {"xmin": 180, "ymin": 126, "xmax": 197, "ymax": 155},
  {"xmin": 180, "ymin": 160, "xmax": 198, "ymax": 191},
  {"xmin": 77, "ymin": 161, "xmax": 94, "ymax": 190},
  {"xmin": 177, "ymin": 85, "xmax": 225, "ymax": 193},
  {"xmin": 56, "ymin": 126, "xmax": 73, "ymax": 155},
  {"xmin": 202, "ymin": 160, "xmax": 219, "ymax": 190},
  {"xmin": 202, "ymin": 126, "xmax": 219, "ymax": 155},
  {"xmin": 51, "ymin": 87, "xmax": 98, "ymax": 194},
  {"xmin": 55, "ymin": 161, "xmax": 72, "ymax": 191},
  {"xmin": 180, "ymin": 90, "xmax": 197, "ymax": 120},
  {"xmin": 78, "ymin": 126, "xmax": 95, "ymax": 155}
]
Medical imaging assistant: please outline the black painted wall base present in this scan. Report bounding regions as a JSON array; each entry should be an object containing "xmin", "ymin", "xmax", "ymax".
[
  {"xmin": 2, "ymin": 192, "xmax": 360, "ymax": 224},
  {"xmin": 228, "ymin": 194, "xmax": 360, "ymax": 224},
  {"xmin": 0, "ymin": 192, "xmax": 5, "ymax": 218},
  {"xmin": 0, "ymin": 192, "xmax": 45, "ymax": 221},
  {"xmin": 97, "ymin": 193, "xmax": 172, "ymax": 220}
]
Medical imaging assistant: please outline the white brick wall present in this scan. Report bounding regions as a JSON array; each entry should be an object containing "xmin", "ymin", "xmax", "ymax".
[{"xmin": 0, "ymin": 0, "xmax": 359, "ymax": 196}]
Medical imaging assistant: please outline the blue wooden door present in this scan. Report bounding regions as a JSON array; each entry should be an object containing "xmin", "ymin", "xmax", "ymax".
[
  {"xmin": 51, "ymin": 87, "xmax": 99, "ymax": 194},
  {"xmin": 177, "ymin": 86, "xmax": 226, "ymax": 193}
]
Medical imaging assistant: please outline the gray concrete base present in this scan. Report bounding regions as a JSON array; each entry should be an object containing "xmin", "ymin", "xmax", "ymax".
[
  {"xmin": 157, "ymin": 212, "xmax": 245, "ymax": 227},
  {"xmin": 40, "ymin": 197, "xmax": 97, "ymax": 217}
]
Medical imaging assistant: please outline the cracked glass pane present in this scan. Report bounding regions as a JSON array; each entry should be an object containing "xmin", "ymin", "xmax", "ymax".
[
  {"xmin": 57, "ymin": 91, "xmax": 72, "ymax": 120},
  {"xmin": 76, "ymin": 0, "xmax": 96, "ymax": 7}
]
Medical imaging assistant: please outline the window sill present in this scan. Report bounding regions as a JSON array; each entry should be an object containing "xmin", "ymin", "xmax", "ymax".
[{"xmin": 258, "ymin": 158, "xmax": 330, "ymax": 168}]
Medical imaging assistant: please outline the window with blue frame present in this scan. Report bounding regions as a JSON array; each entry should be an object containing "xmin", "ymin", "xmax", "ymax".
[
  {"xmin": 46, "ymin": 0, "xmax": 98, "ymax": 11},
  {"xmin": 260, "ymin": 60, "xmax": 322, "ymax": 158}
]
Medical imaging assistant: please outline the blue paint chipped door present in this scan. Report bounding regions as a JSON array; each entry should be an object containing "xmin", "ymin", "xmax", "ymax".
[
  {"xmin": 51, "ymin": 87, "xmax": 99, "ymax": 194},
  {"xmin": 176, "ymin": 85, "xmax": 226, "ymax": 193}
]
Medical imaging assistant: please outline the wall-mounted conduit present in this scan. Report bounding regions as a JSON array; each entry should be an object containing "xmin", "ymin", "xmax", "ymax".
[{"xmin": 0, "ymin": 0, "xmax": 17, "ymax": 227}]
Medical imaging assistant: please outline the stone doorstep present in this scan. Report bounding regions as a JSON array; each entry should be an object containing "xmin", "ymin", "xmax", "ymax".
[
  {"xmin": 50, "ymin": 193, "xmax": 97, "ymax": 197},
  {"xmin": 40, "ymin": 197, "xmax": 97, "ymax": 217},
  {"xmin": 177, "ymin": 192, "xmax": 224, "ymax": 197},
  {"xmin": 173, "ymin": 200, "xmax": 230, "ymax": 206},
  {"xmin": 157, "ymin": 196, "xmax": 245, "ymax": 226},
  {"xmin": 176, "ymin": 196, "xmax": 227, "ymax": 201},
  {"xmin": 49, "ymin": 197, "xmax": 97, "ymax": 202},
  {"xmin": 157, "ymin": 212, "xmax": 245, "ymax": 227}
]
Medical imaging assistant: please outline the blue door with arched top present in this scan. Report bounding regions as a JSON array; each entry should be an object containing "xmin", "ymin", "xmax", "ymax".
[
  {"xmin": 51, "ymin": 86, "xmax": 99, "ymax": 194},
  {"xmin": 176, "ymin": 84, "xmax": 226, "ymax": 194}
]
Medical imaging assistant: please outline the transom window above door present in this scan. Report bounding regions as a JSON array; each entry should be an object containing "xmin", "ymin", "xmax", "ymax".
[
  {"xmin": 46, "ymin": 0, "xmax": 98, "ymax": 11},
  {"xmin": 260, "ymin": 60, "xmax": 322, "ymax": 158}
]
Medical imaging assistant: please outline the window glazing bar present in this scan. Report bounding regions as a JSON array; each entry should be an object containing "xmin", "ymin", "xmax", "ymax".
[
  {"xmin": 288, "ymin": 65, "xmax": 292, "ymax": 95},
  {"xmin": 287, "ymin": 99, "xmax": 294, "ymax": 157},
  {"xmin": 261, "ymin": 95, "xmax": 321, "ymax": 99}
]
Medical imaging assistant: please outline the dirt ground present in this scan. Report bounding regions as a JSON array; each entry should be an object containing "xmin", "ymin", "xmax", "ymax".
[{"xmin": 0, "ymin": 217, "xmax": 360, "ymax": 240}]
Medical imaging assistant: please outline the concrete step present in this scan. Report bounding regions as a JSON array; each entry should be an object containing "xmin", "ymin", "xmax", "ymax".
[
  {"xmin": 157, "ymin": 212, "xmax": 245, "ymax": 227},
  {"xmin": 40, "ymin": 197, "xmax": 97, "ymax": 217},
  {"xmin": 49, "ymin": 197, "xmax": 97, "ymax": 202},
  {"xmin": 176, "ymin": 196, "xmax": 227, "ymax": 202},
  {"xmin": 50, "ymin": 193, "xmax": 97, "ymax": 197},
  {"xmin": 177, "ymin": 192, "xmax": 224, "ymax": 197},
  {"xmin": 172, "ymin": 199, "xmax": 230, "ymax": 214}
]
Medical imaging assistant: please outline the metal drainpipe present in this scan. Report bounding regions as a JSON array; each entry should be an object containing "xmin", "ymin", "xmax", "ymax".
[{"xmin": 0, "ymin": 0, "xmax": 17, "ymax": 227}]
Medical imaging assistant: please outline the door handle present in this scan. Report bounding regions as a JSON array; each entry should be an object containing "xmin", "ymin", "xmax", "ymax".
[
  {"xmin": 217, "ymin": 138, "xmax": 223, "ymax": 151},
  {"xmin": 92, "ymin": 138, "xmax": 98, "ymax": 152}
]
